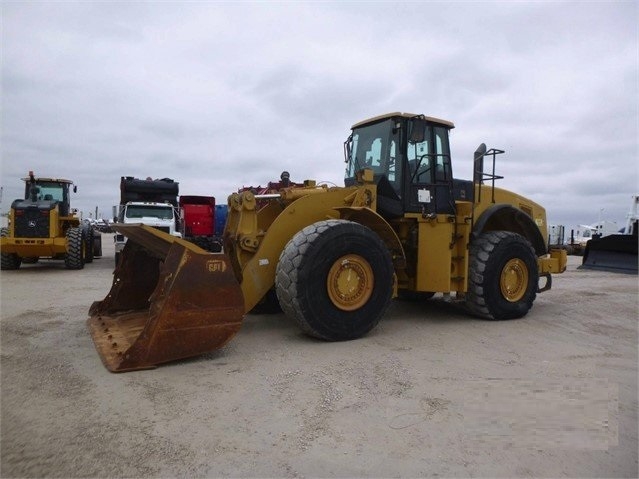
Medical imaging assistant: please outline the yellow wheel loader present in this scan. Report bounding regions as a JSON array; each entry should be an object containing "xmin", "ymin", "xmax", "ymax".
[
  {"xmin": 88, "ymin": 113, "xmax": 567, "ymax": 372},
  {"xmin": 1, "ymin": 172, "xmax": 94, "ymax": 270}
]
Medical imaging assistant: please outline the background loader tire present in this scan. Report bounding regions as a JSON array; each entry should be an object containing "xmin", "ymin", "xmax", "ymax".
[
  {"xmin": 83, "ymin": 226, "xmax": 94, "ymax": 264},
  {"xmin": 65, "ymin": 227, "xmax": 84, "ymax": 270},
  {"xmin": 0, "ymin": 228, "xmax": 21, "ymax": 270},
  {"xmin": 275, "ymin": 219, "xmax": 394, "ymax": 341},
  {"xmin": 93, "ymin": 233, "xmax": 102, "ymax": 257},
  {"xmin": 465, "ymin": 231, "xmax": 538, "ymax": 320}
]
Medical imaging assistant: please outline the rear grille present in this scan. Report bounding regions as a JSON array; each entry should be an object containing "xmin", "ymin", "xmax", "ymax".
[{"xmin": 14, "ymin": 210, "xmax": 50, "ymax": 238}]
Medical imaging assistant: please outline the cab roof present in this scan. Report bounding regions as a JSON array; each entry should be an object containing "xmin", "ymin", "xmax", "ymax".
[
  {"xmin": 22, "ymin": 176, "xmax": 73, "ymax": 184},
  {"xmin": 351, "ymin": 112, "xmax": 455, "ymax": 130}
]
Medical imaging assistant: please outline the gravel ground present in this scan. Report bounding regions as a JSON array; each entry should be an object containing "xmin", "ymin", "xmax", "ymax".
[{"xmin": 1, "ymin": 234, "xmax": 637, "ymax": 478}]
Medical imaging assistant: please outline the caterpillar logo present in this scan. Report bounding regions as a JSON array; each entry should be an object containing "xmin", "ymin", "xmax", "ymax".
[{"xmin": 207, "ymin": 259, "xmax": 227, "ymax": 273}]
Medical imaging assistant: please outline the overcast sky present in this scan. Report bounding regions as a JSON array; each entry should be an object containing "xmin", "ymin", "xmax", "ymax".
[{"xmin": 2, "ymin": 1, "xmax": 637, "ymax": 229}]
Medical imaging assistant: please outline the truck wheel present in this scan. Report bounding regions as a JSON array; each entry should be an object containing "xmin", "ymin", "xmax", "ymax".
[
  {"xmin": 275, "ymin": 219, "xmax": 394, "ymax": 341},
  {"xmin": 0, "ymin": 228, "xmax": 21, "ymax": 270},
  {"xmin": 65, "ymin": 227, "xmax": 84, "ymax": 270},
  {"xmin": 465, "ymin": 231, "xmax": 538, "ymax": 320}
]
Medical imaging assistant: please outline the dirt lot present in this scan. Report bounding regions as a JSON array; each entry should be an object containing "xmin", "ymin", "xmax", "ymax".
[{"xmin": 1, "ymin": 234, "xmax": 637, "ymax": 478}]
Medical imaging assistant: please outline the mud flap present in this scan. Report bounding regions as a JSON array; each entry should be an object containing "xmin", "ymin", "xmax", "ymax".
[{"xmin": 87, "ymin": 225, "xmax": 244, "ymax": 372}]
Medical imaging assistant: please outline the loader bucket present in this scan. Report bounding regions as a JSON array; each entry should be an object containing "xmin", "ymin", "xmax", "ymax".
[
  {"xmin": 87, "ymin": 224, "xmax": 245, "ymax": 372},
  {"xmin": 579, "ymin": 234, "xmax": 638, "ymax": 274}
]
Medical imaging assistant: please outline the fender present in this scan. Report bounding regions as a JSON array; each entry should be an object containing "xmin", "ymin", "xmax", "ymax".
[
  {"xmin": 473, "ymin": 204, "xmax": 546, "ymax": 256},
  {"xmin": 334, "ymin": 206, "xmax": 406, "ymax": 269}
]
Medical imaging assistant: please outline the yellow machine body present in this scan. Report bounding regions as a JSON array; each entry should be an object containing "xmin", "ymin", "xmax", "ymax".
[
  {"xmin": 1, "ymin": 172, "xmax": 92, "ymax": 270},
  {"xmin": 88, "ymin": 113, "xmax": 567, "ymax": 372},
  {"xmin": 1, "ymin": 207, "xmax": 79, "ymax": 257}
]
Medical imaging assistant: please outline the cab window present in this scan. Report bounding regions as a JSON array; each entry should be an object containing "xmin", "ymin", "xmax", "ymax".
[
  {"xmin": 408, "ymin": 124, "xmax": 433, "ymax": 184},
  {"xmin": 434, "ymin": 126, "xmax": 451, "ymax": 182}
]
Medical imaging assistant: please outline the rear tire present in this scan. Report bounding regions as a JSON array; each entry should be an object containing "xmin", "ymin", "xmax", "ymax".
[
  {"xmin": 0, "ymin": 228, "xmax": 21, "ymax": 270},
  {"xmin": 93, "ymin": 233, "xmax": 102, "ymax": 257},
  {"xmin": 275, "ymin": 219, "xmax": 394, "ymax": 341},
  {"xmin": 83, "ymin": 227, "xmax": 94, "ymax": 264},
  {"xmin": 65, "ymin": 227, "xmax": 84, "ymax": 270},
  {"xmin": 465, "ymin": 231, "xmax": 538, "ymax": 320}
]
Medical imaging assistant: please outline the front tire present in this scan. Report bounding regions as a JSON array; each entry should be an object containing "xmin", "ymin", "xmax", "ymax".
[
  {"xmin": 275, "ymin": 219, "xmax": 394, "ymax": 341},
  {"xmin": 465, "ymin": 231, "xmax": 538, "ymax": 320},
  {"xmin": 0, "ymin": 228, "xmax": 21, "ymax": 270}
]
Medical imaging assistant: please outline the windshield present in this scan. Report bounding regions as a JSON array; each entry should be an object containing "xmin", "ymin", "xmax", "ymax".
[
  {"xmin": 344, "ymin": 119, "xmax": 401, "ymax": 194},
  {"xmin": 125, "ymin": 205, "xmax": 174, "ymax": 220},
  {"xmin": 27, "ymin": 182, "xmax": 65, "ymax": 202}
]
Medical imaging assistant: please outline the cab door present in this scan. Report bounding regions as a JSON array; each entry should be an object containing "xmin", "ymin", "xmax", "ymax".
[{"xmin": 404, "ymin": 120, "xmax": 455, "ymax": 216}]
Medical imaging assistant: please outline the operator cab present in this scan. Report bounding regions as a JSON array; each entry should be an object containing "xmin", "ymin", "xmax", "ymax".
[
  {"xmin": 19, "ymin": 173, "xmax": 75, "ymax": 216},
  {"xmin": 344, "ymin": 112, "xmax": 459, "ymax": 219},
  {"xmin": 10, "ymin": 173, "xmax": 76, "ymax": 238}
]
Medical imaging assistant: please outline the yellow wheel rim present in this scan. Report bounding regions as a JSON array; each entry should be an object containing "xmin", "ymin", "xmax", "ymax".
[
  {"xmin": 327, "ymin": 254, "xmax": 374, "ymax": 311},
  {"xmin": 500, "ymin": 258, "xmax": 529, "ymax": 302}
]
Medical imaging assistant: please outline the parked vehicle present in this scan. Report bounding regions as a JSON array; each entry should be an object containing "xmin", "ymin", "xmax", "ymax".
[
  {"xmin": 88, "ymin": 112, "xmax": 566, "ymax": 372},
  {"xmin": 113, "ymin": 177, "xmax": 181, "ymax": 266},
  {"xmin": 581, "ymin": 195, "xmax": 638, "ymax": 274},
  {"xmin": 1, "ymin": 171, "xmax": 99, "ymax": 270}
]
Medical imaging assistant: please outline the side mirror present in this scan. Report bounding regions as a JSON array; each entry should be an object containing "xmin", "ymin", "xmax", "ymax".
[{"xmin": 343, "ymin": 134, "xmax": 353, "ymax": 163}]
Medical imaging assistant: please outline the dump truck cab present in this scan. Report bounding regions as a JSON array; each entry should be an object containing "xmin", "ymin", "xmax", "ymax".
[{"xmin": 113, "ymin": 177, "xmax": 182, "ymax": 266}]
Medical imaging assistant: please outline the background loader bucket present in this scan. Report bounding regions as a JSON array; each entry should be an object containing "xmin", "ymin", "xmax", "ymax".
[
  {"xmin": 580, "ymin": 234, "xmax": 638, "ymax": 274},
  {"xmin": 88, "ymin": 225, "xmax": 244, "ymax": 372}
]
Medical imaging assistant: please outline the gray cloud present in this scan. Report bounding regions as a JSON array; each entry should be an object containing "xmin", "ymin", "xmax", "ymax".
[{"xmin": 1, "ymin": 1, "xmax": 636, "ymax": 229}]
